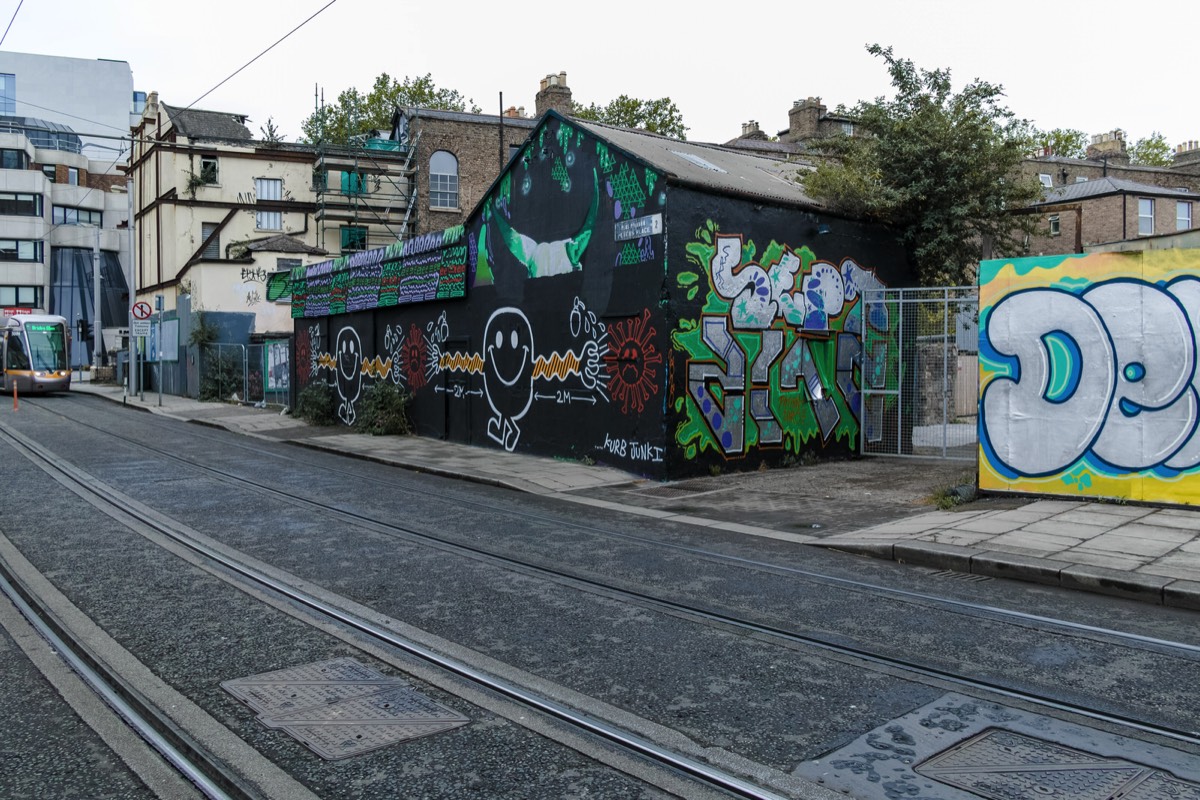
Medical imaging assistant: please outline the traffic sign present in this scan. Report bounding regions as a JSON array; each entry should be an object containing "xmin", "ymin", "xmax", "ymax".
[
  {"xmin": 132, "ymin": 301, "xmax": 153, "ymax": 320},
  {"xmin": 132, "ymin": 319, "xmax": 152, "ymax": 337}
]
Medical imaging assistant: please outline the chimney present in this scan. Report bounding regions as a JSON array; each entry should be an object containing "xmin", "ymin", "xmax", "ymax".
[
  {"xmin": 1174, "ymin": 140, "xmax": 1200, "ymax": 169},
  {"xmin": 1085, "ymin": 129, "xmax": 1130, "ymax": 163},
  {"xmin": 784, "ymin": 97, "xmax": 825, "ymax": 143},
  {"xmin": 739, "ymin": 120, "xmax": 767, "ymax": 141},
  {"xmin": 535, "ymin": 72, "xmax": 573, "ymax": 117}
]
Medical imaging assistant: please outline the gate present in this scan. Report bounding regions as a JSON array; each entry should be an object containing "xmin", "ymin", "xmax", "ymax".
[{"xmin": 860, "ymin": 287, "xmax": 978, "ymax": 459}]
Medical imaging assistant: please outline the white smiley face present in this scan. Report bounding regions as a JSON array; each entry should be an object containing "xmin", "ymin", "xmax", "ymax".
[
  {"xmin": 336, "ymin": 327, "xmax": 362, "ymax": 383},
  {"xmin": 486, "ymin": 311, "xmax": 532, "ymax": 387}
]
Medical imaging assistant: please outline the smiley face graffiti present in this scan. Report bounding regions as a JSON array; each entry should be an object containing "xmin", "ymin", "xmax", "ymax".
[
  {"xmin": 483, "ymin": 307, "xmax": 535, "ymax": 450},
  {"xmin": 335, "ymin": 326, "xmax": 363, "ymax": 425}
]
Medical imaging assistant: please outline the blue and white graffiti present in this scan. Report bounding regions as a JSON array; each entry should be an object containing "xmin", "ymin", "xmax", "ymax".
[{"xmin": 981, "ymin": 277, "xmax": 1200, "ymax": 477}]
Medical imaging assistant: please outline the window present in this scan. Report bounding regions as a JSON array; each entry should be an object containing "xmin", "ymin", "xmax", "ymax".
[
  {"xmin": 341, "ymin": 226, "xmax": 368, "ymax": 252},
  {"xmin": 312, "ymin": 168, "xmax": 327, "ymax": 191},
  {"xmin": 131, "ymin": 91, "xmax": 146, "ymax": 115},
  {"xmin": 1138, "ymin": 197, "xmax": 1155, "ymax": 235},
  {"xmin": 0, "ymin": 239, "xmax": 43, "ymax": 262},
  {"xmin": 1038, "ymin": 173, "xmax": 1053, "ymax": 189},
  {"xmin": 0, "ymin": 285, "xmax": 41, "ymax": 307},
  {"xmin": 201, "ymin": 222, "xmax": 220, "ymax": 259},
  {"xmin": 199, "ymin": 156, "xmax": 218, "ymax": 184},
  {"xmin": 67, "ymin": 167, "xmax": 79, "ymax": 186},
  {"xmin": 341, "ymin": 171, "xmax": 366, "ymax": 195},
  {"xmin": 1179, "ymin": 201, "xmax": 1193, "ymax": 231},
  {"xmin": 255, "ymin": 177, "xmax": 282, "ymax": 230},
  {"xmin": 1048, "ymin": 215, "xmax": 1060, "ymax": 236},
  {"xmin": 508, "ymin": 144, "xmax": 522, "ymax": 163},
  {"xmin": 0, "ymin": 73, "xmax": 14, "ymax": 115},
  {"xmin": 429, "ymin": 150, "xmax": 459, "ymax": 209},
  {"xmin": 0, "ymin": 193, "xmax": 42, "ymax": 217},
  {"xmin": 52, "ymin": 206, "xmax": 101, "ymax": 226},
  {"xmin": 1, "ymin": 149, "xmax": 26, "ymax": 170},
  {"xmin": 840, "ymin": 121, "xmax": 855, "ymax": 136},
  {"xmin": 41, "ymin": 164, "xmax": 56, "ymax": 182}
]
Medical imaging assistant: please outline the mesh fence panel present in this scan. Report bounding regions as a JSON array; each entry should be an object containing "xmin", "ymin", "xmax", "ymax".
[{"xmin": 861, "ymin": 287, "xmax": 978, "ymax": 460}]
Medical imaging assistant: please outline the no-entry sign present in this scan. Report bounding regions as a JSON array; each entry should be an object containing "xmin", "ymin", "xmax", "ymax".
[{"xmin": 132, "ymin": 301, "xmax": 153, "ymax": 320}]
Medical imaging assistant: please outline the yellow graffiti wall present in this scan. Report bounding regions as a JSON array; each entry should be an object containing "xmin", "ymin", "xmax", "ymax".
[{"xmin": 979, "ymin": 249, "xmax": 1200, "ymax": 505}]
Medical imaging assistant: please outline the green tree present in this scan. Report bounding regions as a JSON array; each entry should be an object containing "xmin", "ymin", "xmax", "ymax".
[
  {"xmin": 259, "ymin": 117, "xmax": 284, "ymax": 144},
  {"xmin": 1035, "ymin": 127, "xmax": 1087, "ymax": 159},
  {"xmin": 802, "ymin": 44, "xmax": 1042, "ymax": 286},
  {"xmin": 572, "ymin": 95, "xmax": 688, "ymax": 140},
  {"xmin": 301, "ymin": 73, "xmax": 481, "ymax": 145},
  {"xmin": 1129, "ymin": 131, "xmax": 1173, "ymax": 166}
]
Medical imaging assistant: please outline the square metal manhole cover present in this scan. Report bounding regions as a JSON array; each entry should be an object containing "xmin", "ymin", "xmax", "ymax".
[
  {"xmin": 797, "ymin": 693, "xmax": 1200, "ymax": 799},
  {"xmin": 222, "ymin": 657, "xmax": 468, "ymax": 760}
]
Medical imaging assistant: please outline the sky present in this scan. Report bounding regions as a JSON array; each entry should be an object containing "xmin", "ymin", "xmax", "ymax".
[{"xmin": 2, "ymin": 0, "xmax": 1195, "ymax": 153}]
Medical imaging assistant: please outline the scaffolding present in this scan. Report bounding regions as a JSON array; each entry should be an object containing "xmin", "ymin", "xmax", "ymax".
[{"xmin": 313, "ymin": 132, "xmax": 419, "ymax": 254}]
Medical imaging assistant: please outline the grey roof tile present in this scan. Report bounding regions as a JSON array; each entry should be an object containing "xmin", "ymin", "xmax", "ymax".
[
  {"xmin": 1037, "ymin": 176, "xmax": 1200, "ymax": 205},
  {"xmin": 162, "ymin": 103, "xmax": 253, "ymax": 142}
]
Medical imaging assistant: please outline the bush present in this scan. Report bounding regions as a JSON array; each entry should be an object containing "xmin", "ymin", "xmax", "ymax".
[
  {"xmin": 294, "ymin": 382, "xmax": 337, "ymax": 426},
  {"xmin": 355, "ymin": 381, "xmax": 413, "ymax": 436}
]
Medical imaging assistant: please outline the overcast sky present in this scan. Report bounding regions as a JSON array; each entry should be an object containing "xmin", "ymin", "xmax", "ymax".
[{"xmin": 2, "ymin": 0, "xmax": 1194, "ymax": 152}]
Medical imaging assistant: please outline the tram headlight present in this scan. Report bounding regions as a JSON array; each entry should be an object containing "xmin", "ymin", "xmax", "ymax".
[{"xmin": 34, "ymin": 371, "xmax": 45, "ymax": 377}]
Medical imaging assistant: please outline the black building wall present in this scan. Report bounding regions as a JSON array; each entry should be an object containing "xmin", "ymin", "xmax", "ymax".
[{"xmin": 664, "ymin": 186, "xmax": 911, "ymax": 478}]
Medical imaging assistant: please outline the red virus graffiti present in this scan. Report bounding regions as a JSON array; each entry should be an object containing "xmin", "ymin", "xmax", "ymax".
[
  {"xmin": 400, "ymin": 323, "xmax": 429, "ymax": 390},
  {"xmin": 295, "ymin": 328, "xmax": 312, "ymax": 385},
  {"xmin": 604, "ymin": 308, "xmax": 662, "ymax": 415}
]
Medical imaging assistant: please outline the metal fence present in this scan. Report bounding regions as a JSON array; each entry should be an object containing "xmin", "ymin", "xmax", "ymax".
[
  {"xmin": 861, "ymin": 287, "xmax": 978, "ymax": 460},
  {"xmin": 197, "ymin": 341, "xmax": 291, "ymax": 407}
]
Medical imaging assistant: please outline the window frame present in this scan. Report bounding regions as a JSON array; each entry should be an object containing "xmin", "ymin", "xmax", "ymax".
[
  {"xmin": 1048, "ymin": 215, "xmax": 1060, "ymax": 237},
  {"xmin": 199, "ymin": 156, "xmax": 219, "ymax": 185},
  {"xmin": 201, "ymin": 222, "xmax": 220, "ymax": 260},
  {"xmin": 1, "ymin": 149, "xmax": 27, "ymax": 170},
  {"xmin": 1178, "ymin": 201, "xmax": 1193, "ymax": 232},
  {"xmin": 340, "ymin": 225, "xmax": 368, "ymax": 253},
  {"xmin": 41, "ymin": 164, "xmax": 56, "ymax": 182},
  {"xmin": 0, "ymin": 192, "xmax": 43, "ymax": 217},
  {"xmin": 52, "ymin": 205, "xmax": 101, "ymax": 226},
  {"xmin": 1038, "ymin": 173, "xmax": 1053, "ymax": 189},
  {"xmin": 429, "ymin": 150, "xmax": 459, "ymax": 210},
  {"xmin": 67, "ymin": 167, "xmax": 79, "ymax": 186},
  {"xmin": 1138, "ymin": 197, "xmax": 1155, "ymax": 236},
  {"xmin": 254, "ymin": 177, "xmax": 283, "ymax": 231},
  {"xmin": 0, "ymin": 285, "xmax": 42, "ymax": 307},
  {"xmin": 0, "ymin": 239, "xmax": 43, "ymax": 262},
  {"xmin": 0, "ymin": 73, "xmax": 14, "ymax": 115}
]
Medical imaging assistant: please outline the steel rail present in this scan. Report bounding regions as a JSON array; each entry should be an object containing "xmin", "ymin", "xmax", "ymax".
[
  {"xmin": 40, "ymin": 395, "xmax": 1200, "ymax": 658},
  {"xmin": 9, "ymin": 410, "xmax": 1200, "ymax": 751},
  {"xmin": 0, "ymin": 422, "xmax": 793, "ymax": 800},
  {"xmin": 0, "ymin": 566, "xmax": 255, "ymax": 800}
]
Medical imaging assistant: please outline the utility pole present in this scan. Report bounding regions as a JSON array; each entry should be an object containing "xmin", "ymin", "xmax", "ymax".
[
  {"xmin": 92, "ymin": 224, "xmax": 101, "ymax": 369},
  {"xmin": 127, "ymin": 174, "xmax": 137, "ymax": 397}
]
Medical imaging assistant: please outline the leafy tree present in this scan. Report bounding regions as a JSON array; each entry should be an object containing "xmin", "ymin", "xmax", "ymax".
[
  {"xmin": 572, "ymin": 95, "xmax": 688, "ymax": 140},
  {"xmin": 301, "ymin": 73, "xmax": 480, "ymax": 145},
  {"xmin": 802, "ymin": 44, "xmax": 1042, "ymax": 286},
  {"xmin": 1035, "ymin": 127, "xmax": 1087, "ymax": 159},
  {"xmin": 1129, "ymin": 131, "xmax": 1173, "ymax": 166}
]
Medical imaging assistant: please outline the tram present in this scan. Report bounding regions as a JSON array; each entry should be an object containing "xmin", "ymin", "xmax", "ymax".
[{"xmin": 1, "ymin": 313, "xmax": 72, "ymax": 394}]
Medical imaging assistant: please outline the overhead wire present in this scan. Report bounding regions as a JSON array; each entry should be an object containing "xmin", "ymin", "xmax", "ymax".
[
  {"xmin": 184, "ymin": 0, "xmax": 338, "ymax": 112},
  {"xmin": 0, "ymin": 0, "xmax": 22, "ymax": 48}
]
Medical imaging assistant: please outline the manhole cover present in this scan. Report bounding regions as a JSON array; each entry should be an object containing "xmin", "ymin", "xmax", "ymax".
[
  {"xmin": 223, "ymin": 658, "xmax": 468, "ymax": 760},
  {"xmin": 918, "ymin": 729, "xmax": 1200, "ymax": 800},
  {"xmin": 797, "ymin": 693, "xmax": 1200, "ymax": 799}
]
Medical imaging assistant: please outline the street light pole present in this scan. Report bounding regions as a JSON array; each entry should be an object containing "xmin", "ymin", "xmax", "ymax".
[{"xmin": 92, "ymin": 224, "xmax": 101, "ymax": 371}]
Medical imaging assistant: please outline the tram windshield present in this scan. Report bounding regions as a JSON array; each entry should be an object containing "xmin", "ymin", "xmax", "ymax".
[{"xmin": 24, "ymin": 322, "xmax": 67, "ymax": 371}]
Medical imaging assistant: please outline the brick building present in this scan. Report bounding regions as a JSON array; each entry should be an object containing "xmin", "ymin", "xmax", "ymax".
[{"xmin": 389, "ymin": 72, "xmax": 584, "ymax": 236}]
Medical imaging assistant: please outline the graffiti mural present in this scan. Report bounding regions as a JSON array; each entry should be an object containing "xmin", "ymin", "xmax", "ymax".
[
  {"xmin": 671, "ymin": 220, "xmax": 888, "ymax": 462},
  {"xmin": 981, "ymin": 250, "xmax": 1200, "ymax": 504}
]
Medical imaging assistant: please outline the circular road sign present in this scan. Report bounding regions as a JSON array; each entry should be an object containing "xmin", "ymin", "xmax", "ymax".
[{"xmin": 132, "ymin": 301, "xmax": 153, "ymax": 320}]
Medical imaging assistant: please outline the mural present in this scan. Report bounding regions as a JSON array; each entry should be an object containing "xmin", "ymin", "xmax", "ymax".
[
  {"xmin": 291, "ymin": 112, "xmax": 912, "ymax": 479},
  {"xmin": 980, "ymin": 250, "xmax": 1200, "ymax": 504},
  {"xmin": 671, "ymin": 219, "xmax": 888, "ymax": 463},
  {"xmin": 293, "ymin": 115, "xmax": 669, "ymax": 472}
]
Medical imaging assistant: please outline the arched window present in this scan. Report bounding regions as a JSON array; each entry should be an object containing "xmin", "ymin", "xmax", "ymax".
[{"xmin": 429, "ymin": 151, "xmax": 458, "ymax": 210}]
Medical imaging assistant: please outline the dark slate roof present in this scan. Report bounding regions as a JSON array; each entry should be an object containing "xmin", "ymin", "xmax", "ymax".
[
  {"xmin": 719, "ymin": 137, "xmax": 809, "ymax": 157},
  {"xmin": 569, "ymin": 116, "xmax": 824, "ymax": 211},
  {"xmin": 161, "ymin": 103, "xmax": 252, "ymax": 142},
  {"xmin": 240, "ymin": 235, "xmax": 328, "ymax": 255},
  {"xmin": 1036, "ymin": 176, "xmax": 1200, "ymax": 206}
]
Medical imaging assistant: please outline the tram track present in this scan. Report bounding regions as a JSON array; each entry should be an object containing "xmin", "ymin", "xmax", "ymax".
[
  {"xmin": 8, "ymin": 399, "xmax": 1200, "ymax": 760},
  {"xmin": 36, "ymin": 393, "xmax": 1200, "ymax": 657}
]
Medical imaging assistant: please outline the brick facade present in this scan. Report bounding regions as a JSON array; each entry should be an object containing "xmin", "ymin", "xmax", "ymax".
[
  {"xmin": 404, "ymin": 111, "xmax": 537, "ymax": 236},
  {"xmin": 1023, "ymin": 190, "xmax": 1198, "ymax": 256}
]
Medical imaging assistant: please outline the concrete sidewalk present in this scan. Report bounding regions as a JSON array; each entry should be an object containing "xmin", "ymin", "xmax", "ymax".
[{"xmin": 64, "ymin": 381, "xmax": 1200, "ymax": 610}]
